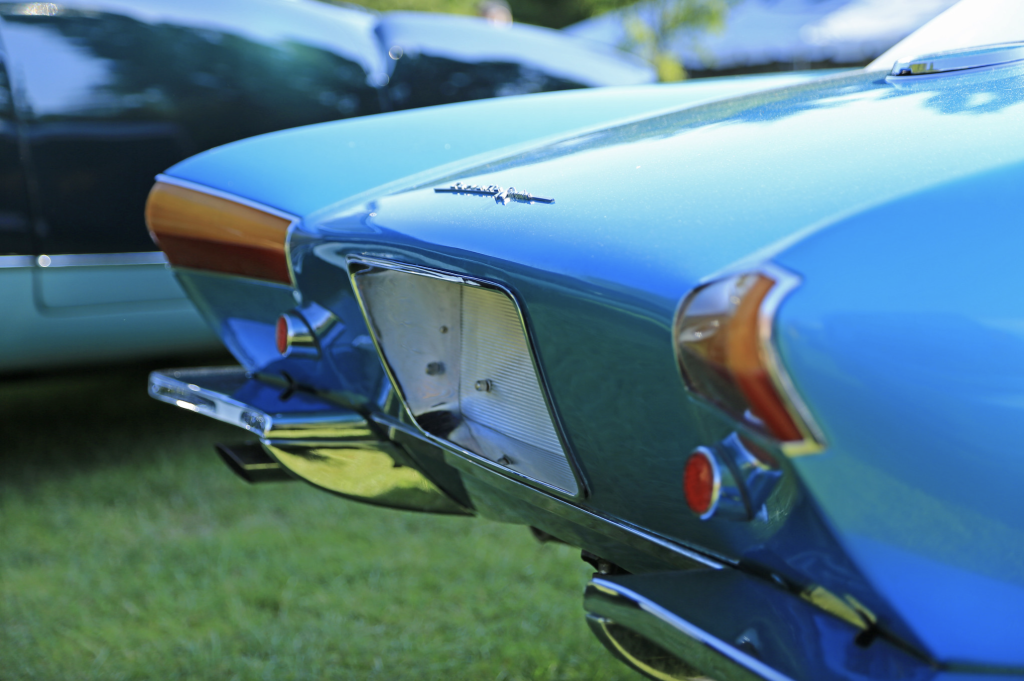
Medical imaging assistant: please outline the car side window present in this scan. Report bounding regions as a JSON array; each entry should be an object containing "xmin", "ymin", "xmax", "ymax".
[
  {"xmin": 388, "ymin": 56, "xmax": 584, "ymax": 110},
  {"xmin": 376, "ymin": 15, "xmax": 593, "ymax": 112},
  {"xmin": 0, "ymin": 19, "xmax": 32, "ymax": 257},
  {"xmin": 0, "ymin": 4, "xmax": 382, "ymax": 255}
]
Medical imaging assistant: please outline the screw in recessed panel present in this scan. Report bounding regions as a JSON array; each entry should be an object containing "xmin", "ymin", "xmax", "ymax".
[
  {"xmin": 474, "ymin": 379, "xmax": 493, "ymax": 392},
  {"xmin": 439, "ymin": 325, "xmax": 448, "ymax": 334},
  {"xmin": 425, "ymin": 361, "xmax": 445, "ymax": 376}
]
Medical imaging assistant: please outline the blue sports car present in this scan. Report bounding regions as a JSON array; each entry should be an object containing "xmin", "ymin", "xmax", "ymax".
[{"xmin": 149, "ymin": 0, "xmax": 1024, "ymax": 678}]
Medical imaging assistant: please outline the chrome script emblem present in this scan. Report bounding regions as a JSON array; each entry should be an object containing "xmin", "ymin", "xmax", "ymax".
[{"xmin": 434, "ymin": 182, "xmax": 554, "ymax": 205}]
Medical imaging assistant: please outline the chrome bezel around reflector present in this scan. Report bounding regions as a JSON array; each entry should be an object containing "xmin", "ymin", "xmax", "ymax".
[
  {"xmin": 348, "ymin": 256, "xmax": 584, "ymax": 498},
  {"xmin": 756, "ymin": 264, "xmax": 825, "ymax": 456},
  {"xmin": 673, "ymin": 262, "xmax": 825, "ymax": 458}
]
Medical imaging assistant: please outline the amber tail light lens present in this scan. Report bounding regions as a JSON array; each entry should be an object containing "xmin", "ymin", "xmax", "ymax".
[
  {"xmin": 145, "ymin": 180, "xmax": 295, "ymax": 285},
  {"xmin": 673, "ymin": 267, "xmax": 823, "ymax": 456}
]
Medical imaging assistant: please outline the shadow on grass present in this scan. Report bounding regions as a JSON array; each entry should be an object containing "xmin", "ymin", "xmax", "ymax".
[
  {"xmin": 0, "ymin": 357, "xmax": 638, "ymax": 681},
  {"xmin": 0, "ymin": 353, "xmax": 240, "ymax": 484}
]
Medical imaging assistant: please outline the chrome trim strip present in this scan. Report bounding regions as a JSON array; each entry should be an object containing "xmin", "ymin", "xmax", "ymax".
[
  {"xmin": 890, "ymin": 42, "xmax": 1024, "ymax": 77},
  {"xmin": 350, "ymin": 256, "xmax": 469, "ymax": 284},
  {"xmin": 0, "ymin": 255, "xmax": 35, "ymax": 268},
  {"xmin": 372, "ymin": 410, "xmax": 725, "ymax": 570},
  {"xmin": 757, "ymin": 263, "xmax": 826, "ymax": 457},
  {"xmin": 154, "ymin": 174, "xmax": 299, "ymax": 222},
  {"xmin": 587, "ymin": 577, "xmax": 795, "ymax": 681},
  {"xmin": 36, "ymin": 252, "xmax": 169, "ymax": 268},
  {"xmin": 347, "ymin": 256, "xmax": 588, "ymax": 500}
]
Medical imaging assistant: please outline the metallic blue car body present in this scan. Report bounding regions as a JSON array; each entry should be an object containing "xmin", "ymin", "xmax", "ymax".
[
  {"xmin": 167, "ymin": 72, "xmax": 822, "ymax": 218},
  {"xmin": 153, "ymin": 38, "xmax": 1024, "ymax": 681}
]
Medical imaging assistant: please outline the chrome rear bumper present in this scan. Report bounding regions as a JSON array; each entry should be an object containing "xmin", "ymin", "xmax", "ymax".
[
  {"xmin": 149, "ymin": 367, "xmax": 470, "ymax": 514},
  {"xmin": 149, "ymin": 368, "xmax": 725, "ymax": 574},
  {"xmin": 584, "ymin": 571, "xmax": 931, "ymax": 681},
  {"xmin": 149, "ymin": 367, "xmax": 370, "ymax": 442}
]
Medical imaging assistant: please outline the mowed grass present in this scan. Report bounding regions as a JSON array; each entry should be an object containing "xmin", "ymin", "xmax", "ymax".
[{"xmin": 0, "ymin": 360, "xmax": 639, "ymax": 681}]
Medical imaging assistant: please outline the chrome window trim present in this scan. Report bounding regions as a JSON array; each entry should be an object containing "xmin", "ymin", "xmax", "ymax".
[
  {"xmin": 889, "ymin": 42, "xmax": 1024, "ymax": 77},
  {"xmin": 153, "ymin": 174, "xmax": 301, "ymax": 288},
  {"xmin": 372, "ymin": 410, "xmax": 725, "ymax": 571},
  {"xmin": 347, "ymin": 255, "xmax": 588, "ymax": 501},
  {"xmin": 586, "ymin": 577, "xmax": 795, "ymax": 681}
]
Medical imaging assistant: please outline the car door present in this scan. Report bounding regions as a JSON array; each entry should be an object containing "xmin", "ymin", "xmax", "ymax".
[
  {"xmin": 0, "ymin": 0, "xmax": 385, "ymax": 370},
  {"xmin": 0, "ymin": 16, "xmax": 32, "ymax": 260},
  {"xmin": 0, "ymin": 0, "xmax": 384, "ymax": 310}
]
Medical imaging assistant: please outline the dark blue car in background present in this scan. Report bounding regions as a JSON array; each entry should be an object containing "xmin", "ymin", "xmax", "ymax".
[{"xmin": 0, "ymin": 0, "xmax": 654, "ymax": 372}]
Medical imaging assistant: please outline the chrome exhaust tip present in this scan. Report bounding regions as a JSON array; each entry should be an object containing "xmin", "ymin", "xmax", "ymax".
[{"xmin": 214, "ymin": 442, "xmax": 295, "ymax": 484}]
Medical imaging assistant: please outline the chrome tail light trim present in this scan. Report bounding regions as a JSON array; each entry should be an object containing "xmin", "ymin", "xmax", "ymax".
[
  {"xmin": 756, "ymin": 263, "xmax": 826, "ymax": 456},
  {"xmin": 673, "ymin": 262, "xmax": 825, "ymax": 458}
]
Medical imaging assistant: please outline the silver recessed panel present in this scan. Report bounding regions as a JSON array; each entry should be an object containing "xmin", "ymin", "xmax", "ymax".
[
  {"xmin": 353, "ymin": 269, "xmax": 462, "ymax": 418},
  {"xmin": 350, "ymin": 259, "xmax": 579, "ymax": 496}
]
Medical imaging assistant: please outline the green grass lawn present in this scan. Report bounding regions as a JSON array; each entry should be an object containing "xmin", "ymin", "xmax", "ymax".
[{"xmin": 0, "ymin": 360, "xmax": 639, "ymax": 681}]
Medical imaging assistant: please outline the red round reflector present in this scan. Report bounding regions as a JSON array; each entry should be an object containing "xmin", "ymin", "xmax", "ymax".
[
  {"xmin": 275, "ymin": 315, "xmax": 289, "ymax": 355},
  {"xmin": 683, "ymin": 449, "xmax": 719, "ymax": 517}
]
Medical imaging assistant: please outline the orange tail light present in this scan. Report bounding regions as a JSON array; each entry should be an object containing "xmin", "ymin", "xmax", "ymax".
[
  {"xmin": 673, "ymin": 266, "xmax": 824, "ymax": 456},
  {"xmin": 145, "ymin": 180, "xmax": 295, "ymax": 285}
]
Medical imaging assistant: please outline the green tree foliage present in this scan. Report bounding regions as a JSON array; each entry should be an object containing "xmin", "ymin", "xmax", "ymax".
[
  {"xmin": 327, "ymin": 0, "xmax": 732, "ymax": 81},
  {"xmin": 618, "ymin": 0, "xmax": 731, "ymax": 81},
  {"xmin": 326, "ymin": 0, "xmax": 479, "ymax": 15},
  {"xmin": 323, "ymin": 0, "xmax": 588, "ymax": 25}
]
